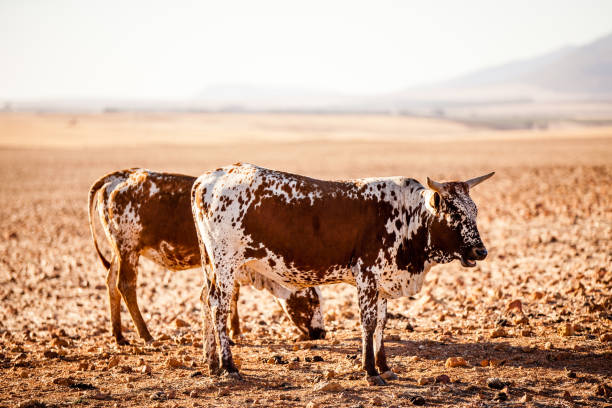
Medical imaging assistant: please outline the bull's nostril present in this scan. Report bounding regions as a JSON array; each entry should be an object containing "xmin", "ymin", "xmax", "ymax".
[{"xmin": 475, "ymin": 247, "xmax": 487, "ymax": 259}]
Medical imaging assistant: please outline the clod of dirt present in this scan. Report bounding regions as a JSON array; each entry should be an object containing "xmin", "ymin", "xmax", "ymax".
[
  {"xmin": 445, "ymin": 357, "xmax": 469, "ymax": 368},
  {"xmin": 487, "ymin": 378, "xmax": 507, "ymax": 390},
  {"xmin": 313, "ymin": 381, "xmax": 343, "ymax": 392},
  {"xmin": 173, "ymin": 318, "xmax": 190, "ymax": 328},
  {"xmin": 490, "ymin": 327, "xmax": 507, "ymax": 339},
  {"xmin": 165, "ymin": 357, "xmax": 183, "ymax": 368},
  {"xmin": 435, "ymin": 374, "xmax": 451, "ymax": 384},
  {"xmin": 557, "ymin": 323, "xmax": 575, "ymax": 337}
]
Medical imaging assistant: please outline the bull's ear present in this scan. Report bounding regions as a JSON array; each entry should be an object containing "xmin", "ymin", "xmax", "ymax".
[
  {"xmin": 465, "ymin": 172, "xmax": 495, "ymax": 189},
  {"xmin": 430, "ymin": 191, "xmax": 442, "ymax": 212}
]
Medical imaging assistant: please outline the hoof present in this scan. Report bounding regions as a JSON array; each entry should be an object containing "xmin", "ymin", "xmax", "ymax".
[
  {"xmin": 367, "ymin": 375, "xmax": 387, "ymax": 386},
  {"xmin": 115, "ymin": 337, "xmax": 130, "ymax": 346},
  {"xmin": 223, "ymin": 370, "xmax": 243, "ymax": 381},
  {"xmin": 380, "ymin": 370, "xmax": 398, "ymax": 381}
]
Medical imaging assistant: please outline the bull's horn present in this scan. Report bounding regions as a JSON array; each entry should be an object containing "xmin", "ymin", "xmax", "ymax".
[
  {"xmin": 427, "ymin": 177, "xmax": 445, "ymax": 193},
  {"xmin": 465, "ymin": 172, "xmax": 495, "ymax": 188}
]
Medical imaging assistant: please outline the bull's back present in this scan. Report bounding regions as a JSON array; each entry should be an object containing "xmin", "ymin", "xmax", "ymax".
[
  {"xmin": 105, "ymin": 169, "xmax": 201, "ymax": 270},
  {"xmin": 195, "ymin": 164, "xmax": 398, "ymax": 277}
]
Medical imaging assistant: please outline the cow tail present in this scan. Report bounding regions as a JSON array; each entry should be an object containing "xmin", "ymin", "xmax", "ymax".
[{"xmin": 88, "ymin": 175, "xmax": 112, "ymax": 269}]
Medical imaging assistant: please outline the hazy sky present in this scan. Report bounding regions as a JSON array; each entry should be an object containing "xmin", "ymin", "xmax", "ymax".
[{"xmin": 1, "ymin": 0, "xmax": 611, "ymax": 100}]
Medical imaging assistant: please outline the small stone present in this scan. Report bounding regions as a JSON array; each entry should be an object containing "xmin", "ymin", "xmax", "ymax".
[
  {"xmin": 562, "ymin": 390, "xmax": 572, "ymax": 401},
  {"xmin": 43, "ymin": 350, "xmax": 58, "ymax": 359},
  {"xmin": 370, "ymin": 396, "xmax": 383, "ymax": 405},
  {"xmin": 107, "ymin": 355, "xmax": 121, "ymax": 369},
  {"xmin": 140, "ymin": 364, "xmax": 152, "ymax": 375},
  {"xmin": 312, "ymin": 355, "xmax": 324, "ymax": 362},
  {"xmin": 324, "ymin": 370, "xmax": 336, "ymax": 379},
  {"xmin": 599, "ymin": 333, "xmax": 612, "ymax": 342},
  {"xmin": 434, "ymin": 374, "xmax": 450, "ymax": 384},
  {"xmin": 52, "ymin": 377, "xmax": 74, "ymax": 386},
  {"xmin": 557, "ymin": 323, "xmax": 575, "ymax": 337},
  {"xmin": 445, "ymin": 357, "xmax": 469, "ymax": 368},
  {"xmin": 544, "ymin": 341, "xmax": 553, "ymax": 350},
  {"xmin": 417, "ymin": 376, "xmax": 432, "ymax": 386},
  {"xmin": 117, "ymin": 365, "xmax": 132, "ymax": 373},
  {"xmin": 408, "ymin": 395, "xmax": 425, "ymax": 406},
  {"xmin": 493, "ymin": 392, "xmax": 507, "ymax": 402},
  {"xmin": 174, "ymin": 318, "xmax": 190, "ymax": 328},
  {"xmin": 306, "ymin": 402, "xmax": 321, "ymax": 408},
  {"xmin": 490, "ymin": 327, "xmax": 506, "ymax": 339},
  {"xmin": 486, "ymin": 377, "xmax": 505, "ymax": 390},
  {"xmin": 287, "ymin": 361, "xmax": 299, "ymax": 369},
  {"xmin": 480, "ymin": 359, "xmax": 489, "ymax": 367},
  {"xmin": 507, "ymin": 299, "xmax": 523, "ymax": 313},
  {"xmin": 18, "ymin": 400, "xmax": 46, "ymax": 408},
  {"xmin": 150, "ymin": 391, "xmax": 167, "ymax": 401},
  {"xmin": 519, "ymin": 393, "xmax": 532, "ymax": 402},
  {"xmin": 595, "ymin": 383, "xmax": 612, "ymax": 398},
  {"xmin": 89, "ymin": 391, "xmax": 112, "ymax": 400},
  {"xmin": 78, "ymin": 361, "xmax": 89, "ymax": 371},
  {"xmin": 313, "ymin": 381, "xmax": 343, "ymax": 392},
  {"xmin": 532, "ymin": 291, "xmax": 545, "ymax": 300},
  {"xmin": 166, "ymin": 357, "xmax": 183, "ymax": 369},
  {"xmin": 514, "ymin": 315, "xmax": 529, "ymax": 325}
]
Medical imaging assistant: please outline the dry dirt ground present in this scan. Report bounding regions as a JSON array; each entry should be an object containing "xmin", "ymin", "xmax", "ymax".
[{"xmin": 0, "ymin": 113, "xmax": 610, "ymax": 408}]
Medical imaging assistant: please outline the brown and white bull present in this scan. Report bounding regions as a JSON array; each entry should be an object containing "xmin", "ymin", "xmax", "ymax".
[
  {"xmin": 191, "ymin": 163, "xmax": 493, "ymax": 385},
  {"xmin": 88, "ymin": 168, "xmax": 325, "ymax": 346}
]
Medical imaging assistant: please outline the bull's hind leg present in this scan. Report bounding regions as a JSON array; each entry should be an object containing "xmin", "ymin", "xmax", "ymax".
[
  {"xmin": 228, "ymin": 281, "xmax": 241, "ymax": 341},
  {"xmin": 208, "ymin": 265, "xmax": 241, "ymax": 379},
  {"xmin": 116, "ymin": 252, "xmax": 154, "ymax": 343},
  {"xmin": 106, "ymin": 257, "xmax": 128, "ymax": 345},
  {"xmin": 201, "ymin": 278, "xmax": 219, "ymax": 374}
]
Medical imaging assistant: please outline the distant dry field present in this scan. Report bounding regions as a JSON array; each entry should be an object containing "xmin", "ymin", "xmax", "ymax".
[{"xmin": 0, "ymin": 113, "xmax": 611, "ymax": 408}]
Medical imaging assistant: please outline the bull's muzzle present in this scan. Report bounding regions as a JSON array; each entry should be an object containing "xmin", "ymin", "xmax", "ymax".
[{"xmin": 469, "ymin": 246, "xmax": 488, "ymax": 261}]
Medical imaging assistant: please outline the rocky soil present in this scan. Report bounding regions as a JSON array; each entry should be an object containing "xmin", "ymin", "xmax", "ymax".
[{"xmin": 0, "ymin": 113, "xmax": 610, "ymax": 407}]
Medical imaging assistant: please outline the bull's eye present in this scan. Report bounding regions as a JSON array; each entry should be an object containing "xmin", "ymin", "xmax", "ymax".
[{"xmin": 430, "ymin": 192, "xmax": 442, "ymax": 212}]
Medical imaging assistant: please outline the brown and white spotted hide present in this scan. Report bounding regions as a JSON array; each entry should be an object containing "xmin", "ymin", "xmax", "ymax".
[
  {"xmin": 88, "ymin": 168, "xmax": 326, "ymax": 346},
  {"xmin": 191, "ymin": 163, "xmax": 493, "ymax": 384}
]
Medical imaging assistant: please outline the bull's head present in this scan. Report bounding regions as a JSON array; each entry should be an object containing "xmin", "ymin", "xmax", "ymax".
[{"xmin": 425, "ymin": 172, "xmax": 494, "ymax": 267}]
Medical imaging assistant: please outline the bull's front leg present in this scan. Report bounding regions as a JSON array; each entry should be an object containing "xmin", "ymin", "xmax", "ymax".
[
  {"xmin": 374, "ymin": 297, "xmax": 398, "ymax": 381},
  {"xmin": 355, "ymin": 267, "xmax": 386, "ymax": 386},
  {"xmin": 200, "ymin": 277, "xmax": 219, "ymax": 374}
]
